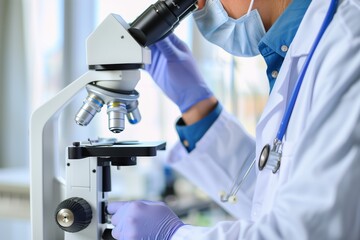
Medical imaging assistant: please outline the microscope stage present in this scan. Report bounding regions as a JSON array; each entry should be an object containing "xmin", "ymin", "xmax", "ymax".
[{"xmin": 68, "ymin": 140, "xmax": 166, "ymax": 159}]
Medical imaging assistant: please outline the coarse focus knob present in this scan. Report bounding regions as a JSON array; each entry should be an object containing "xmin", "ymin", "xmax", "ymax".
[{"xmin": 55, "ymin": 197, "xmax": 92, "ymax": 233}]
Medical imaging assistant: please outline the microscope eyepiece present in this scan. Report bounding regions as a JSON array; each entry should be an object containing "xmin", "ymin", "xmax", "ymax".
[{"xmin": 129, "ymin": 0, "xmax": 198, "ymax": 46}]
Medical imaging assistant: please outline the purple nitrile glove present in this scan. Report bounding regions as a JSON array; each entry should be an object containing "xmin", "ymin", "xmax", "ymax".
[
  {"xmin": 146, "ymin": 33, "xmax": 213, "ymax": 113},
  {"xmin": 107, "ymin": 200, "xmax": 184, "ymax": 240}
]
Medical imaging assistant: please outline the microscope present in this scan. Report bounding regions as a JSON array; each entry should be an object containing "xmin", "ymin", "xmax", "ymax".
[{"xmin": 29, "ymin": 1, "xmax": 198, "ymax": 240}]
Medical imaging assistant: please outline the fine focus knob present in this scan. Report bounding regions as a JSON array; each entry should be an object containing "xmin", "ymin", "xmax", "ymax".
[{"xmin": 55, "ymin": 197, "xmax": 92, "ymax": 233}]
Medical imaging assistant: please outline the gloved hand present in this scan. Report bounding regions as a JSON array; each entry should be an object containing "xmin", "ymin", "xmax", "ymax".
[
  {"xmin": 107, "ymin": 200, "xmax": 184, "ymax": 240},
  {"xmin": 146, "ymin": 33, "xmax": 213, "ymax": 113}
]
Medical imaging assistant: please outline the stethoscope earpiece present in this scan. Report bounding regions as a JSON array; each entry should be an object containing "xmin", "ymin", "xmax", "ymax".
[
  {"xmin": 228, "ymin": 195, "xmax": 237, "ymax": 204},
  {"xmin": 219, "ymin": 191, "xmax": 238, "ymax": 204},
  {"xmin": 219, "ymin": 191, "xmax": 227, "ymax": 202}
]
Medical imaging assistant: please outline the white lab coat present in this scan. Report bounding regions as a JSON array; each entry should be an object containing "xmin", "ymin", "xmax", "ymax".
[{"xmin": 169, "ymin": 0, "xmax": 360, "ymax": 239}]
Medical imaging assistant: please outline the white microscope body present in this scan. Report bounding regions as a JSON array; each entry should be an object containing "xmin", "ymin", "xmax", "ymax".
[
  {"xmin": 30, "ymin": 14, "xmax": 152, "ymax": 240},
  {"xmin": 30, "ymin": 0, "xmax": 199, "ymax": 239}
]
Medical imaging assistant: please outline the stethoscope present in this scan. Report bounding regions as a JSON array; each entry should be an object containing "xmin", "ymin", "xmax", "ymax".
[{"xmin": 220, "ymin": 0, "xmax": 338, "ymax": 204}]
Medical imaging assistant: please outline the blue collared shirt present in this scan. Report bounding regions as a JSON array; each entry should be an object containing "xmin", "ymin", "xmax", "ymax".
[
  {"xmin": 176, "ymin": 0, "xmax": 311, "ymax": 152},
  {"xmin": 260, "ymin": 0, "xmax": 311, "ymax": 91}
]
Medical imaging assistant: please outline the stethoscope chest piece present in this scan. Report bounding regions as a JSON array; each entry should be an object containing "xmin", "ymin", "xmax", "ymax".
[
  {"xmin": 258, "ymin": 144, "xmax": 270, "ymax": 170},
  {"xmin": 258, "ymin": 141, "xmax": 282, "ymax": 173}
]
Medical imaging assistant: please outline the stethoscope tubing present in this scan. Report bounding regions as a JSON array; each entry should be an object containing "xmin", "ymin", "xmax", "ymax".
[{"xmin": 276, "ymin": 0, "xmax": 338, "ymax": 142}]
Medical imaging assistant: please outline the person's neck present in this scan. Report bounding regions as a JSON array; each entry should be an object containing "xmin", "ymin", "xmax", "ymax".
[{"xmin": 259, "ymin": 0, "xmax": 291, "ymax": 31}]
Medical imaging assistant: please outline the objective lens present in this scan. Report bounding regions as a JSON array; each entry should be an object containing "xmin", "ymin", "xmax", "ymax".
[
  {"xmin": 126, "ymin": 101, "xmax": 141, "ymax": 124},
  {"xmin": 107, "ymin": 102, "xmax": 127, "ymax": 133},
  {"xmin": 127, "ymin": 108, "xmax": 141, "ymax": 124},
  {"xmin": 75, "ymin": 94, "xmax": 104, "ymax": 126}
]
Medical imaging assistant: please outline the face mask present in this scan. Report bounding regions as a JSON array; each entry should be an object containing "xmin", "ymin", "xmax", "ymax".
[{"xmin": 193, "ymin": 0, "xmax": 266, "ymax": 57}]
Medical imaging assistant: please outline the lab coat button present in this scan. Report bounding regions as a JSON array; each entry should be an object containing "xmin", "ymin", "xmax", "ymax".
[
  {"xmin": 251, "ymin": 203, "xmax": 262, "ymax": 221},
  {"xmin": 271, "ymin": 70, "xmax": 279, "ymax": 78},
  {"xmin": 183, "ymin": 140, "xmax": 189, "ymax": 147},
  {"xmin": 281, "ymin": 45, "xmax": 288, "ymax": 52}
]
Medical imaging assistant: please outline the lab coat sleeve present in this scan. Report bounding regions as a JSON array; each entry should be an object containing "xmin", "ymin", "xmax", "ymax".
[
  {"xmin": 167, "ymin": 109, "xmax": 257, "ymax": 220},
  {"xmin": 171, "ymin": 1, "xmax": 360, "ymax": 239}
]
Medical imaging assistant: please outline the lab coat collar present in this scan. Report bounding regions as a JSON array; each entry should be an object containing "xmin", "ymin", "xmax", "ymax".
[
  {"xmin": 290, "ymin": 0, "xmax": 335, "ymax": 58},
  {"xmin": 256, "ymin": 0, "xmax": 334, "ymax": 142}
]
